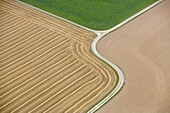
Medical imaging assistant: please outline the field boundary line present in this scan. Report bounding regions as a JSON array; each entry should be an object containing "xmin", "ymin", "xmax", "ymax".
[
  {"xmin": 89, "ymin": 0, "xmax": 163, "ymax": 112},
  {"xmin": 14, "ymin": 0, "xmax": 163, "ymax": 112}
]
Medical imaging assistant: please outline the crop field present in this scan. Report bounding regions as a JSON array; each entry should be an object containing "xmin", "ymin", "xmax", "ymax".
[
  {"xmin": 0, "ymin": 0, "xmax": 118, "ymax": 112},
  {"xmin": 97, "ymin": 0, "xmax": 170, "ymax": 113},
  {"xmin": 19, "ymin": 0, "xmax": 157, "ymax": 30}
]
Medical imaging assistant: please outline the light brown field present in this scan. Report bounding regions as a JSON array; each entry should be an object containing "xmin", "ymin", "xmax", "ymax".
[
  {"xmin": 97, "ymin": 0, "xmax": 170, "ymax": 113},
  {"xmin": 0, "ymin": 0, "xmax": 118, "ymax": 113}
]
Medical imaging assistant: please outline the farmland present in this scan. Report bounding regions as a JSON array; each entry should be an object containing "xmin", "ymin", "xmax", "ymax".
[
  {"xmin": 1, "ymin": 0, "xmax": 168, "ymax": 113},
  {"xmin": 97, "ymin": 0, "xmax": 170, "ymax": 112},
  {"xmin": 0, "ymin": 0, "xmax": 117, "ymax": 112},
  {"xmin": 20, "ymin": 0, "xmax": 157, "ymax": 30}
]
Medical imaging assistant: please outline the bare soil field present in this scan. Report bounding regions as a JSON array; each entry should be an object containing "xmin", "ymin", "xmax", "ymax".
[
  {"xmin": 97, "ymin": 0, "xmax": 170, "ymax": 113},
  {"xmin": 0, "ymin": 0, "xmax": 118, "ymax": 112}
]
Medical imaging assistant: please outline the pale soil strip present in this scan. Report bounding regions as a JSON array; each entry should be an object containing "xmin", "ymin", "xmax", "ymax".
[
  {"xmin": 0, "ymin": 55, "xmax": 75, "ymax": 109},
  {"xmin": 12, "ymin": 0, "xmax": 94, "ymax": 39},
  {"xmin": 25, "ymin": 64, "xmax": 89, "ymax": 112},
  {"xmin": 0, "ymin": 27, "xmax": 47, "ymax": 55},
  {"xmin": 81, "ymin": 44, "xmax": 112, "ymax": 80},
  {"xmin": 46, "ymin": 78, "xmax": 99, "ymax": 113},
  {"xmin": 0, "ymin": 24, "xmax": 38, "ymax": 44},
  {"xmin": 0, "ymin": 10, "xmax": 6, "ymax": 14},
  {"xmin": 0, "ymin": 39, "xmax": 69, "ymax": 81},
  {"xmin": 0, "ymin": 8, "xmax": 4, "ymax": 11},
  {"xmin": 46, "ymin": 76, "xmax": 99, "ymax": 113},
  {"xmin": 0, "ymin": 28, "xmax": 46, "ymax": 54},
  {"xmin": 0, "ymin": 10, "xmax": 5, "ymax": 14},
  {"xmin": 0, "ymin": 20, "xmax": 30, "ymax": 36},
  {"xmin": 75, "ymin": 81, "xmax": 115, "ymax": 112},
  {"xmin": 0, "ymin": 19, "xmax": 25, "ymax": 32},
  {"xmin": 0, "ymin": 22, "xmax": 31, "ymax": 39},
  {"xmin": 53, "ymin": 42, "xmax": 110, "ymax": 112},
  {"xmin": 0, "ymin": 14, "xmax": 17, "ymax": 20},
  {"xmin": 0, "ymin": 29, "xmax": 50, "ymax": 59},
  {"xmin": 0, "ymin": 54, "xmax": 75, "ymax": 95},
  {"xmin": 76, "ymin": 43, "xmax": 108, "ymax": 79},
  {"xmin": 13, "ymin": 68, "xmax": 93, "ymax": 113},
  {"xmin": 0, "ymin": 42, "xmax": 69, "ymax": 86},
  {"xmin": 0, "ymin": 53, "xmax": 71, "ymax": 100},
  {"xmin": 15, "ymin": 0, "xmax": 99, "ymax": 34},
  {"xmin": 1, "ymin": 59, "xmax": 81, "ymax": 112},
  {"xmin": 0, "ymin": 53, "xmax": 69, "ymax": 96},
  {"xmin": 0, "ymin": 0, "xmax": 125, "ymax": 111},
  {"xmin": 0, "ymin": 47, "xmax": 68, "ymax": 88},
  {"xmin": 58, "ymin": 79, "xmax": 102, "ymax": 113},
  {"xmin": 73, "ymin": 43, "xmax": 111, "ymax": 94},
  {"xmin": 1, "ymin": 1, "xmax": 94, "ymax": 43},
  {"xmin": 30, "ymin": 70, "xmax": 95, "ymax": 113},
  {"xmin": 65, "ymin": 82, "xmax": 105, "ymax": 113},
  {"xmin": 72, "ymin": 45, "xmax": 115, "ymax": 112},
  {"xmin": 0, "ymin": 15, "xmax": 18, "ymax": 26},
  {"xmin": 0, "ymin": 16, "xmax": 22, "ymax": 28},
  {"xmin": 43, "ymin": 76, "xmax": 99, "ymax": 113},
  {"xmin": 81, "ymin": 44, "xmax": 113, "ymax": 87},
  {"xmin": 0, "ymin": 34, "xmax": 67, "ymax": 72},
  {"xmin": 0, "ymin": 32, "xmax": 58, "ymax": 69},
  {"xmin": 0, "ymin": 54, "xmax": 69, "ymax": 98}
]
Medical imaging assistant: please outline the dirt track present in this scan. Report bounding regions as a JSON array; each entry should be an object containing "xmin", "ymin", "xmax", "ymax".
[
  {"xmin": 97, "ymin": 0, "xmax": 170, "ymax": 113},
  {"xmin": 0, "ymin": 0, "xmax": 118, "ymax": 112}
]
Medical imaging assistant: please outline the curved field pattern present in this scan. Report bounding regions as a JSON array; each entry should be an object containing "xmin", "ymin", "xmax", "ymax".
[
  {"xmin": 0, "ymin": 0, "xmax": 117, "ymax": 113},
  {"xmin": 97, "ymin": 1, "xmax": 170, "ymax": 113}
]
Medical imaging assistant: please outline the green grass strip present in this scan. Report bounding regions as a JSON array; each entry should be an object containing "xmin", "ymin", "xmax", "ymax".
[{"xmin": 19, "ymin": 0, "xmax": 157, "ymax": 31}]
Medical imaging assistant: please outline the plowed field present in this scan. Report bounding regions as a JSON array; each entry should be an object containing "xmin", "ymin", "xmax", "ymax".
[
  {"xmin": 97, "ymin": 0, "xmax": 170, "ymax": 113},
  {"xmin": 0, "ymin": 0, "xmax": 117, "ymax": 112}
]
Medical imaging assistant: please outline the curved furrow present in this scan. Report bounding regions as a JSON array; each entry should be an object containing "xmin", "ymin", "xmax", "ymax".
[{"xmin": 0, "ymin": 1, "xmax": 119, "ymax": 113}]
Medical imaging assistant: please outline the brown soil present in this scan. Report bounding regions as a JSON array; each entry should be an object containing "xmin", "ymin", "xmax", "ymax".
[
  {"xmin": 0, "ymin": 0, "xmax": 117, "ymax": 112},
  {"xmin": 97, "ymin": 0, "xmax": 170, "ymax": 113}
]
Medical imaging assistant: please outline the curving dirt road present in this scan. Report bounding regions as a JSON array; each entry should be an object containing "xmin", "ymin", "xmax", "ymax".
[{"xmin": 97, "ymin": 0, "xmax": 170, "ymax": 113}]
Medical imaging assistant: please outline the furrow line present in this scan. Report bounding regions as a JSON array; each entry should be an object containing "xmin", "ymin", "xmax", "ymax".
[
  {"xmin": 12, "ymin": 64, "xmax": 90, "ymax": 113},
  {"xmin": 75, "ymin": 43, "xmax": 106, "ymax": 78},
  {"xmin": 0, "ymin": 38, "xmax": 69, "ymax": 78},
  {"xmin": 0, "ymin": 47, "xmax": 69, "ymax": 88},
  {"xmin": 0, "ymin": 10, "xmax": 6, "ymax": 14},
  {"xmin": 0, "ymin": 14, "xmax": 17, "ymax": 21},
  {"xmin": 0, "ymin": 24, "xmax": 39, "ymax": 46},
  {"xmin": 0, "ymin": 53, "xmax": 71, "ymax": 100},
  {"xmin": 64, "ymin": 75, "xmax": 102, "ymax": 113},
  {"xmin": 0, "ymin": 20, "xmax": 31, "ymax": 36},
  {"xmin": 0, "ymin": 12, "xmax": 11, "ymax": 20},
  {"xmin": 0, "ymin": 19, "xmax": 25, "ymax": 32},
  {"xmin": 29, "ymin": 70, "xmax": 93, "ymax": 113},
  {"xmin": 81, "ymin": 44, "xmax": 113, "ymax": 82},
  {"xmin": 1, "ymin": 33, "xmax": 64, "ymax": 68},
  {"xmin": 73, "ymin": 82, "xmax": 106, "ymax": 113},
  {"xmin": 0, "ymin": 58, "xmax": 78, "ymax": 109},
  {"xmin": 0, "ymin": 1, "xmax": 92, "ymax": 43},
  {"xmin": 43, "ymin": 76, "xmax": 99, "ymax": 113},
  {"xmin": 0, "ymin": 28, "xmax": 46, "ymax": 54},
  {"xmin": 0, "ymin": 17, "xmax": 24, "ymax": 29},
  {"xmin": 0, "ymin": 22, "xmax": 32, "ymax": 39}
]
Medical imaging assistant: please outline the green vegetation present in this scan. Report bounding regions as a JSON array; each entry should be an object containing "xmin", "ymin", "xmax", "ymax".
[{"xmin": 20, "ymin": 0, "xmax": 157, "ymax": 30}]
